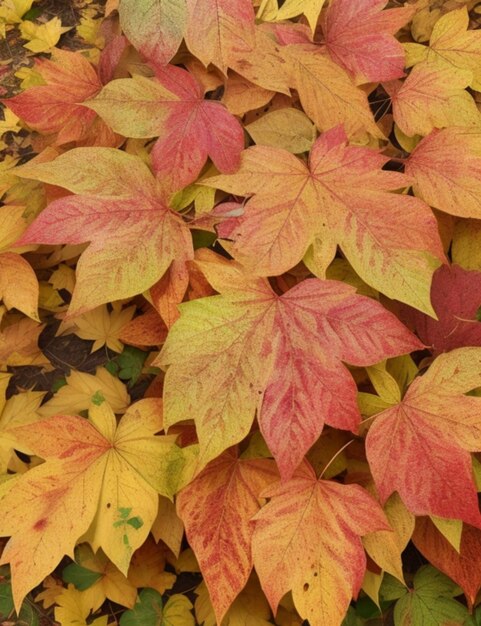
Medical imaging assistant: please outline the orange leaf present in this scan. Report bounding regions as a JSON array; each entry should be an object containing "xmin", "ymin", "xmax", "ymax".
[
  {"xmin": 252, "ymin": 461, "xmax": 389, "ymax": 626},
  {"xmin": 405, "ymin": 127, "xmax": 481, "ymax": 218},
  {"xmin": 208, "ymin": 126, "xmax": 444, "ymax": 314},
  {"xmin": 322, "ymin": 0, "xmax": 415, "ymax": 83},
  {"xmin": 3, "ymin": 49, "xmax": 116, "ymax": 147},
  {"xmin": 177, "ymin": 450, "xmax": 279, "ymax": 622},
  {"xmin": 412, "ymin": 517, "xmax": 481, "ymax": 609},
  {"xmin": 366, "ymin": 347, "xmax": 481, "ymax": 527},
  {"xmin": 158, "ymin": 253, "xmax": 421, "ymax": 478},
  {"xmin": 15, "ymin": 148, "xmax": 193, "ymax": 316}
]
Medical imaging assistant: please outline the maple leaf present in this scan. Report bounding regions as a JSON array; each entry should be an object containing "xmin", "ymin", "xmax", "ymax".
[
  {"xmin": 177, "ymin": 450, "xmax": 279, "ymax": 622},
  {"xmin": 54, "ymin": 585, "xmax": 109, "ymax": 626},
  {"xmin": 0, "ymin": 397, "xmax": 193, "ymax": 609},
  {"xmin": 207, "ymin": 126, "xmax": 444, "ymax": 314},
  {"xmin": 152, "ymin": 496, "xmax": 184, "ymax": 557},
  {"xmin": 251, "ymin": 461, "xmax": 389, "ymax": 626},
  {"xmin": 321, "ymin": 0, "xmax": 415, "ymax": 83},
  {"xmin": 19, "ymin": 17, "xmax": 72, "ymax": 53},
  {"xmin": 85, "ymin": 66, "xmax": 244, "ymax": 193},
  {"xmin": 158, "ymin": 252, "xmax": 421, "ymax": 478},
  {"xmin": 405, "ymin": 127, "xmax": 481, "ymax": 218},
  {"xmin": 0, "ymin": 204, "xmax": 38, "ymax": 320},
  {"xmin": 0, "ymin": 373, "xmax": 45, "ymax": 472},
  {"xmin": 127, "ymin": 536, "xmax": 176, "ymax": 595},
  {"xmin": 279, "ymin": 45, "xmax": 381, "ymax": 138},
  {"xmin": 0, "ymin": 317, "xmax": 47, "ymax": 368},
  {"xmin": 72, "ymin": 303, "xmax": 136, "ymax": 352},
  {"xmin": 3, "ymin": 48, "xmax": 116, "ymax": 146},
  {"xmin": 400, "ymin": 264, "xmax": 481, "ymax": 355},
  {"xmin": 413, "ymin": 517, "xmax": 481, "ymax": 609},
  {"xmin": 14, "ymin": 147, "xmax": 193, "ymax": 316},
  {"xmin": 268, "ymin": 0, "xmax": 326, "ymax": 33},
  {"xmin": 38, "ymin": 367, "xmax": 130, "ymax": 417},
  {"xmin": 366, "ymin": 347, "xmax": 481, "ymax": 528},
  {"xmin": 63, "ymin": 544, "xmax": 137, "ymax": 610},
  {"xmin": 387, "ymin": 63, "xmax": 481, "ymax": 137},
  {"xmin": 119, "ymin": 307, "xmax": 168, "ymax": 347},
  {"xmin": 405, "ymin": 7, "xmax": 481, "ymax": 91},
  {"xmin": 119, "ymin": 0, "xmax": 255, "ymax": 73},
  {"xmin": 118, "ymin": 0, "xmax": 187, "ymax": 67},
  {"xmin": 120, "ymin": 588, "xmax": 194, "ymax": 626}
]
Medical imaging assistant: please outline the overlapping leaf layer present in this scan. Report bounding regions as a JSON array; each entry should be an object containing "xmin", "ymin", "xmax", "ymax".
[{"xmin": 2, "ymin": 1, "xmax": 481, "ymax": 625}]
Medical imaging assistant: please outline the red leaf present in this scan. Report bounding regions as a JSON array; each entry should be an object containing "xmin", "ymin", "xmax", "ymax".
[{"xmin": 366, "ymin": 347, "xmax": 481, "ymax": 527}]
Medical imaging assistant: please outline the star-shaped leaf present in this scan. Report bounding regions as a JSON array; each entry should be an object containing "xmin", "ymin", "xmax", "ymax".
[
  {"xmin": 15, "ymin": 148, "xmax": 193, "ymax": 316},
  {"xmin": 207, "ymin": 126, "xmax": 444, "ymax": 314}
]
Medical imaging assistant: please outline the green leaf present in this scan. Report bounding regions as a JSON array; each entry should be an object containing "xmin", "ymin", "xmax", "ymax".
[
  {"xmin": 0, "ymin": 581, "xmax": 14, "ymax": 619},
  {"xmin": 120, "ymin": 588, "xmax": 164, "ymax": 626},
  {"xmin": 62, "ymin": 562, "xmax": 103, "ymax": 591},
  {"xmin": 393, "ymin": 565, "xmax": 468, "ymax": 626}
]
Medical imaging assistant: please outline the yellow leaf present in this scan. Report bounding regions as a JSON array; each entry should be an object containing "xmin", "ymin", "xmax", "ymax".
[
  {"xmin": 246, "ymin": 108, "xmax": 316, "ymax": 154},
  {"xmin": 405, "ymin": 7, "xmax": 481, "ymax": 91},
  {"xmin": 361, "ymin": 569, "xmax": 383, "ymax": 608},
  {"xmin": 162, "ymin": 594, "xmax": 195, "ymax": 626},
  {"xmin": 74, "ymin": 544, "xmax": 137, "ymax": 611},
  {"xmin": 363, "ymin": 492, "xmax": 415, "ymax": 582},
  {"xmin": 0, "ymin": 108, "xmax": 21, "ymax": 134},
  {"xmin": 429, "ymin": 516, "xmax": 463, "ymax": 552},
  {"xmin": 38, "ymin": 367, "xmax": 130, "ymax": 417},
  {"xmin": 77, "ymin": 16, "xmax": 104, "ymax": 47},
  {"xmin": 14, "ymin": 65, "xmax": 46, "ymax": 89},
  {"xmin": 127, "ymin": 536, "xmax": 176, "ymax": 595},
  {"xmin": 0, "ymin": 252, "xmax": 39, "ymax": 320},
  {"xmin": 20, "ymin": 18, "xmax": 72, "ymax": 53},
  {"xmin": 34, "ymin": 575, "xmax": 65, "ymax": 609},
  {"xmin": 0, "ymin": 317, "xmax": 47, "ymax": 367},
  {"xmin": 274, "ymin": 0, "xmax": 326, "ymax": 33},
  {"xmin": 0, "ymin": 384, "xmax": 45, "ymax": 472},
  {"xmin": 365, "ymin": 361, "xmax": 401, "ymax": 405},
  {"xmin": 50, "ymin": 264, "xmax": 76, "ymax": 293},
  {"xmin": 54, "ymin": 585, "xmax": 109, "ymax": 626},
  {"xmin": 0, "ymin": 0, "xmax": 34, "ymax": 23},
  {"xmin": 452, "ymin": 219, "xmax": 481, "ymax": 270},
  {"xmin": 152, "ymin": 495, "xmax": 184, "ymax": 557},
  {"xmin": 73, "ymin": 303, "xmax": 136, "ymax": 352},
  {"xmin": 1, "ymin": 397, "xmax": 191, "ymax": 608}
]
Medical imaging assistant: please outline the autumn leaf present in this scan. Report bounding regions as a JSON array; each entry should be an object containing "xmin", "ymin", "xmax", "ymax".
[
  {"xmin": 404, "ymin": 7, "xmax": 481, "ymax": 91},
  {"xmin": 280, "ymin": 46, "xmax": 381, "ymax": 138},
  {"xmin": 270, "ymin": 0, "xmax": 326, "ymax": 33},
  {"xmin": 72, "ymin": 303, "xmax": 136, "ymax": 352},
  {"xmin": 119, "ymin": 0, "xmax": 255, "ymax": 73},
  {"xmin": 14, "ymin": 148, "xmax": 193, "ymax": 316},
  {"xmin": 63, "ymin": 544, "xmax": 137, "ymax": 610},
  {"xmin": 321, "ymin": 0, "xmax": 415, "ymax": 83},
  {"xmin": 119, "ymin": 588, "xmax": 194, "ymax": 626},
  {"xmin": 0, "ymin": 397, "xmax": 193, "ymax": 608},
  {"xmin": 3, "ymin": 48, "xmax": 116, "ymax": 146},
  {"xmin": 127, "ymin": 536, "xmax": 176, "ymax": 595},
  {"xmin": 413, "ymin": 517, "xmax": 481, "ymax": 609},
  {"xmin": 86, "ymin": 66, "xmax": 244, "ymax": 193},
  {"xmin": 0, "ymin": 317, "xmax": 46, "ymax": 367},
  {"xmin": 184, "ymin": 0, "xmax": 255, "ymax": 73},
  {"xmin": 19, "ymin": 17, "xmax": 71, "ymax": 52},
  {"xmin": 158, "ymin": 252, "xmax": 421, "ymax": 478},
  {"xmin": 118, "ymin": 0, "xmax": 186, "ymax": 67},
  {"xmin": 38, "ymin": 367, "xmax": 130, "ymax": 417},
  {"xmin": 252, "ymin": 461, "xmax": 389, "ymax": 626},
  {"xmin": 387, "ymin": 63, "xmax": 481, "ymax": 137},
  {"xmin": 405, "ymin": 127, "xmax": 481, "ymax": 218},
  {"xmin": 207, "ymin": 125, "xmax": 444, "ymax": 314},
  {"xmin": 400, "ymin": 264, "xmax": 481, "ymax": 355},
  {"xmin": 366, "ymin": 347, "xmax": 481, "ymax": 527},
  {"xmin": 54, "ymin": 585, "xmax": 109, "ymax": 626},
  {"xmin": 0, "ymin": 373, "xmax": 45, "ymax": 472},
  {"xmin": 177, "ymin": 450, "xmax": 279, "ymax": 622}
]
